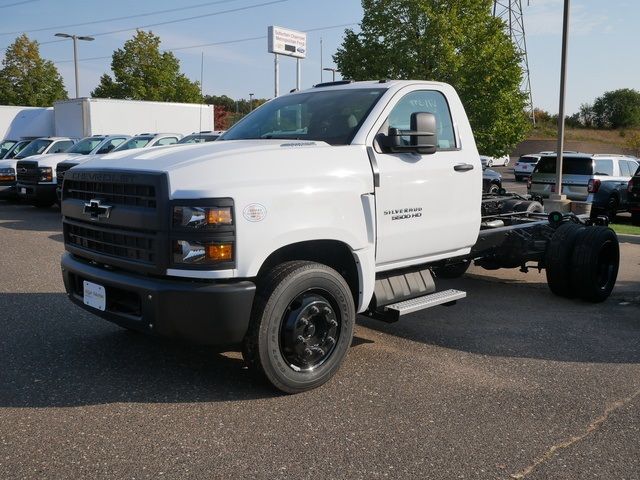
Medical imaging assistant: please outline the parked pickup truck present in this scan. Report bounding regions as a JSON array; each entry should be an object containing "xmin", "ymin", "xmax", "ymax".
[
  {"xmin": 55, "ymin": 133, "xmax": 182, "ymax": 201},
  {"xmin": 59, "ymin": 80, "xmax": 620, "ymax": 393},
  {"xmin": 16, "ymin": 135, "xmax": 129, "ymax": 208}
]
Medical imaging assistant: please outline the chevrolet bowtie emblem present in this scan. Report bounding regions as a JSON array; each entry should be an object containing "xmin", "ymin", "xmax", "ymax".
[
  {"xmin": 18, "ymin": 168, "xmax": 27, "ymax": 174},
  {"xmin": 83, "ymin": 199, "xmax": 112, "ymax": 221}
]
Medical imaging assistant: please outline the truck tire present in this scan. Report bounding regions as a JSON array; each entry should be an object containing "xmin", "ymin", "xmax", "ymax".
[
  {"xmin": 570, "ymin": 227, "xmax": 619, "ymax": 303},
  {"xmin": 605, "ymin": 195, "xmax": 619, "ymax": 222},
  {"xmin": 488, "ymin": 183, "xmax": 500, "ymax": 194},
  {"xmin": 432, "ymin": 260, "xmax": 471, "ymax": 279},
  {"xmin": 34, "ymin": 200, "xmax": 55, "ymax": 209},
  {"xmin": 242, "ymin": 261, "xmax": 355, "ymax": 394},
  {"xmin": 545, "ymin": 222, "xmax": 584, "ymax": 298},
  {"xmin": 632, "ymin": 212, "xmax": 640, "ymax": 226},
  {"xmin": 513, "ymin": 200, "xmax": 544, "ymax": 213}
]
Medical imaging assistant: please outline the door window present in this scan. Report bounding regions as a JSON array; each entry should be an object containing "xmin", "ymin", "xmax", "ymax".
[
  {"xmin": 97, "ymin": 138, "xmax": 127, "ymax": 154},
  {"xmin": 50, "ymin": 141, "xmax": 74, "ymax": 153},
  {"xmin": 594, "ymin": 159, "xmax": 613, "ymax": 176},
  {"xmin": 156, "ymin": 137, "xmax": 178, "ymax": 146},
  {"xmin": 386, "ymin": 90, "xmax": 456, "ymax": 150}
]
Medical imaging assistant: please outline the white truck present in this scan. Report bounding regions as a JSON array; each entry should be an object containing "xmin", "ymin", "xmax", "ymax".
[
  {"xmin": 54, "ymin": 98, "xmax": 214, "ymax": 138},
  {"xmin": 16, "ymin": 135, "xmax": 129, "ymax": 207},
  {"xmin": 0, "ymin": 106, "xmax": 55, "ymax": 141},
  {"xmin": 59, "ymin": 80, "xmax": 620, "ymax": 393}
]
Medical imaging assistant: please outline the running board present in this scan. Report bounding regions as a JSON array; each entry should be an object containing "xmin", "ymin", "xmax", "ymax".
[{"xmin": 383, "ymin": 289, "xmax": 466, "ymax": 321}]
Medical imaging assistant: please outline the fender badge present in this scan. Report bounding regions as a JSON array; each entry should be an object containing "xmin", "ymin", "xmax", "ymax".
[{"xmin": 243, "ymin": 203, "xmax": 267, "ymax": 222}]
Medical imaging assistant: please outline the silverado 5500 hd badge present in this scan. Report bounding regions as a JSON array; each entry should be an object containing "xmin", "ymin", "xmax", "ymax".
[{"xmin": 384, "ymin": 207, "xmax": 423, "ymax": 221}]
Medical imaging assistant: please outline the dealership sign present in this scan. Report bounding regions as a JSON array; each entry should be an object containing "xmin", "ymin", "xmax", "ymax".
[{"xmin": 268, "ymin": 26, "xmax": 307, "ymax": 59}]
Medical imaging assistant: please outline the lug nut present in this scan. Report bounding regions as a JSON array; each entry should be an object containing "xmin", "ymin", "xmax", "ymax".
[
  {"xmin": 309, "ymin": 306, "xmax": 319, "ymax": 315},
  {"xmin": 297, "ymin": 317, "xmax": 309, "ymax": 328},
  {"xmin": 304, "ymin": 348, "xmax": 313, "ymax": 357},
  {"xmin": 296, "ymin": 335, "xmax": 305, "ymax": 344}
]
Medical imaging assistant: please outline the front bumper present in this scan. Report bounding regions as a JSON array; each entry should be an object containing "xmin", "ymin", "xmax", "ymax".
[
  {"xmin": 16, "ymin": 182, "xmax": 57, "ymax": 204},
  {"xmin": 0, "ymin": 183, "xmax": 16, "ymax": 198},
  {"xmin": 61, "ymin": 253, "xmax": 256, "ymax": 346}
]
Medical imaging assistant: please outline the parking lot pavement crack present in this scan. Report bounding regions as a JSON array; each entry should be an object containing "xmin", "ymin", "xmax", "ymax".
[{"xmin": 509, "ymin": 387, "xmax": 640, "ymax": 479}]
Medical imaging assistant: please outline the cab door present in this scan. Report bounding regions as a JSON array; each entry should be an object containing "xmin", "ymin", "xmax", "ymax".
[{"xmin": 372, "ymin": 89, "xmax": 481, "ymax": 267}]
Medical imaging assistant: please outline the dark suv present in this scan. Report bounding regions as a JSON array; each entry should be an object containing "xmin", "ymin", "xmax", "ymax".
[{"xmin": 628, "ymin": 164, "xmax": 640, "ymax": 225}]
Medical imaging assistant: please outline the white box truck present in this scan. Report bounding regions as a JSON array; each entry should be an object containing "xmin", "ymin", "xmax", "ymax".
[
  {"xmin": 0, "ymin": 106, "xmax": 55, "ymax": 140},
  {"xmin": 54, "ymin": 98, "xmax": 214, "ymax": 138}
]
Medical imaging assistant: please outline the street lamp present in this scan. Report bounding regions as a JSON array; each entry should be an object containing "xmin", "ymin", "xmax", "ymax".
[
  {"xmin": 55, "ymin": 33, "xmax": 95, "ymax": 98},
  {"xmin": 323, "ymin": 67, "xmax": 339, "ymax": 82},
  {"xmin": 249, "ymin": 93, "xmax": 254, "ymax": 112}
]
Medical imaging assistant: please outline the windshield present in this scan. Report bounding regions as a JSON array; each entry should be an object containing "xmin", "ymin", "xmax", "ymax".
[
  {"xmin": 114, "ymin": 136, "xmax": 153, "ymax": 151},
  {"xmin": 5, "ymin": 140, "xmax": 30, "ymax": 159},
  {"xmin": 221, "ymin": 88, "xmax": 386, "ymax": 145},
  {"xmin": 178, "ymin": 134, "xmax": 219, "ymax": 144},
  {"xmin": 15, "ymin": 139, "xmax": 52, "ymax": 158},
  {"xmin": 67, "ymin": 137, "xmax": 105, "ymax": 155},
  {"xmin": 535, "ymin": 156, "xmax": 594, "ymax": 175},
  {"xmin": 0, "ymin": 140, "xmax": 16, "ymax": 158}
]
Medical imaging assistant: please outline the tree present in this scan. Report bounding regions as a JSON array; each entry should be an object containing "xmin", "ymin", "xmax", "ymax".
[
  {"xmin": 334, "ymin": 0, "xmax": 529, "ymax": 156},
  {"xmin": 0, "ymin": 34, "xmax": 67, "ymax": 106},
  {"xmin": 204, "ymin": 94, "xmax": 269, "ymax": 129},
  {"xmin": 592, "ymin": 89, "xmax": 640, "ymax": 129},
  {"xmin": 625, "ymin": 131, "xmax": 640, "ymax": 157},
  {"xmin": 92, "ymin": 30, "xmax": 202, "ymax": 103}
]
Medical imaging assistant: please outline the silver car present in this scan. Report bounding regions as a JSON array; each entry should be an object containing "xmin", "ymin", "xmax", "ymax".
[{"xmin": 528, "ymin": 153, "xmax": 639, "ymax": 219}]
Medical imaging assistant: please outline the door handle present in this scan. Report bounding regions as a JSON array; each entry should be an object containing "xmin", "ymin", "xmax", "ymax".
[{"xmin": 454, "ymin": 163, "xmax": 474, "ymax": 172}]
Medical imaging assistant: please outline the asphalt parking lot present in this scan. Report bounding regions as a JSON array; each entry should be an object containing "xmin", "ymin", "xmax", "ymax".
[{"xmin": 1, "ymin": 196, "xmax": 639, "ymax": 480}]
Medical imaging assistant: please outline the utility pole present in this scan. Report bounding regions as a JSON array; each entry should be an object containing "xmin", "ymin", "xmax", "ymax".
[{"xmin": 493, "ymin": 0, "xmax": 535, "ymax": 124}]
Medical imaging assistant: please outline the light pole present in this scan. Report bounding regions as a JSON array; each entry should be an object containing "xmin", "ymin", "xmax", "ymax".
[
  {"xmin": 249, "ymin": 93, "xmax": 254, "ymax": 112},
  {"xmin": 55, "ymin": 33, "xmax": 95, "ymax": 98},
  {"xmin": 323, "ymin": 67, "xmax": 339, "ymax": 82}
]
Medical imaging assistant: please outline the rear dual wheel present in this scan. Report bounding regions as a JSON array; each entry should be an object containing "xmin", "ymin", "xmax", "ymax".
[
  {"xmin": 545, "ymin": 224, "xmax": 619, "ymax": 302},
  {"xmin": 243, "ymin": 261, "xmax": 355, "ymax": 394}
]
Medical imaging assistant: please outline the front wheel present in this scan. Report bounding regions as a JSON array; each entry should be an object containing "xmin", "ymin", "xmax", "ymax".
[
  {"xmin": 632, "ymin": 212, "xmax": 640, "ymax": 226},
  {"xmin": 488, "ymin": 183, "xmax": 500, "ymax": 194},
  {"xmin": 243, "ymin": 261, "xmax": 355, "ymax": 394}
]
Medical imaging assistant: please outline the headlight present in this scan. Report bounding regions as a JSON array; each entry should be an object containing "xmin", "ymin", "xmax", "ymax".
[
  {"xmin": 173, "ymin": 240, "xmax": 233, "ymax": 265},
  {"xmin": 173, "ymin": 206, "xmax": 233, "ymax": 228},
  {"xmin": 38, "ymin": 167, "xmax": 52, "ymax": 182},
  {"xmin": 0, "ymin": 167, "xmax": 15, "ymax": 182}
]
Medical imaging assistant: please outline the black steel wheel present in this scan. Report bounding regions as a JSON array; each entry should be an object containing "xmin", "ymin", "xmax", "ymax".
[
  {"xmin": 545, "ymin": 222, "xmax": 584, "ymax": 298},
  {"xmin": 243, "ymin": 261, "xmax": 355, "ymax": 393},
  {"xmin": 571, "ymin": 227, "xmax": 619, "ymax": 303},
  {"xmin": 280, "ymin": 291, "xmax": 340, "ymax": 371}
]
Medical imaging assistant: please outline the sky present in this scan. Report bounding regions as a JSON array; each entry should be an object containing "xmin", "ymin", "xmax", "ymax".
[{"xmin": 0, "ymin": 0, "xmax": 638, "ymax": 115}]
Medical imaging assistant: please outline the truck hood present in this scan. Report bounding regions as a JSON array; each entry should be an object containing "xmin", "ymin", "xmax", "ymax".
[
  {"xmin": 18, "ymin": 152, "xmax": 82, "ymax": 167},
  {"xmin": 0, "ymin": 159, "xmax": 19, "ymax": 170},
  {"xmin": 71, "ymin": 140, "xmax": 351, "ymax": 197},
  {"xmin": 75, "ymin": 140, "xmax": 332, "ymax": 171}
]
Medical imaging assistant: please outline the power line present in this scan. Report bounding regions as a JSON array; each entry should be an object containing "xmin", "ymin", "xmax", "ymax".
[
  {"xmin": 1, "ymin": 0, "xmax": 290, "ymax": 51},
  {"xmin": 51, "ymin": 23, "xmax": 357, "ymax": 64},
  {"xmin": 0, "ymin": 0, "xmax": 242, "ymax": 36},
  {"xmin": 0, "ymin": 0, "xmax": 38, "ymax": 9}
]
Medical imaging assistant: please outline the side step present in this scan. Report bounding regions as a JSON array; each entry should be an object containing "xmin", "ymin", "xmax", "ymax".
[{"xmin": 383, "ymin": 289, "xmax": 466, "ymax": 321}]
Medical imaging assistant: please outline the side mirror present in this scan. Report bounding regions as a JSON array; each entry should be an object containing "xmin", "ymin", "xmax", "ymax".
[{"xmin": 379, "ymin": 112, "xmax": 438, "ymax": 155}]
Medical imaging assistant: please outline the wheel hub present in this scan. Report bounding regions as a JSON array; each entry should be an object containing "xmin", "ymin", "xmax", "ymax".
[{"xmin": 280, "ymin": 292, "xmax": 340, "ymax": 371}]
